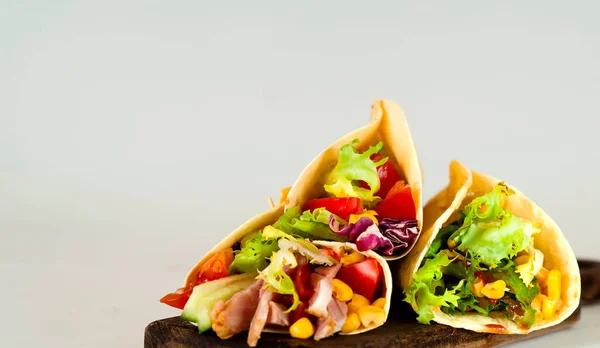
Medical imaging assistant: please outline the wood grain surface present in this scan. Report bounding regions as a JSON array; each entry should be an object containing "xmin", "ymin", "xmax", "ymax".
[{"xmin": 145, "ymin": 259, "xmax": 600, "ymax": 348}]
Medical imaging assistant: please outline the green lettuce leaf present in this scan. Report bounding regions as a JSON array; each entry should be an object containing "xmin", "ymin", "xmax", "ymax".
[
  {"xmin": 262, "ymin": 226, "xmax": 337, "ymax": 265},
  {"xmin": 229, "ymin": 231, "xmax": 279, "ymax": 274},
  {"xmin": 403, "ymin": 251, "xmax": 462, "ymax": 324},
  {"xmin": 491, "ymin": 267, "xmax": 540, "ymax": 305},
  {"xmin": 273, "ymin": 206, "xmax": 347, "ymax": 242},
  {"xmin": 323, "ymin": 139, "xmax": 387, "ymax": 204},
  {"xmin": 424, "ymin": 221, "xmax": 462, "ymax": 259},
  {"xmin": 448, "ymin": 183, "xmax": 538, "ymax": 268},
  {"xmin": 257, "ymin": 245, "xmax": 301, "ymax": 312}
]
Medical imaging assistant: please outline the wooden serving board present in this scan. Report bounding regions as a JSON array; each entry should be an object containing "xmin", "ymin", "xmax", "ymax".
[{"xmin": 145, "ymin": 259, "xmax": 600, "ymax": 348}]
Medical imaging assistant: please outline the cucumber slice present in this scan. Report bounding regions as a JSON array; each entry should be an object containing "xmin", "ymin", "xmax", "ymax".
[{"xmin": 180, "ymin": 272, "xmax": 258, "ymax": 333}]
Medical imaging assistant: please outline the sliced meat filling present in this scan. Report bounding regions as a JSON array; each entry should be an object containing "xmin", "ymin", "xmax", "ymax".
[
  {"xmin": 314, "ymin": 264, "xmax": 341, "ymax": 280},
  {"xmin": 314, "ymin": 298, "xmax": 348, "ymax": 341},
  {"xmin": 210, "ymin": 280, "xmax": 262, "ymax": 339},
  {"xmin": 247, "ymin": 285, "xmax": 275, "ymax": 347},
  {"xmin": 266, "ymin": 301, "xmax": 290, "ymax": 327},
  {"xmin": 307, "ymin": 273, "xmax": 333, "ymax": 318}
]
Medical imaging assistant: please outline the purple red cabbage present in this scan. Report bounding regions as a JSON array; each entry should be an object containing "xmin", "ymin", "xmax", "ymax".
[
  {"xmin": 328, "ymin": 215, "xmax": 420, "ymax": 256},
  {"xmin": 378, "ymin": 218, "xmax": 420, "ymax": 255}
]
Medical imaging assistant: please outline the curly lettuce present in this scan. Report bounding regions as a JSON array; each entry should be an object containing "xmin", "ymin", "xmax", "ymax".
[
  {"xmin": 403, "ymin": 251, "xmax": 462, "ymax": 324},
  {"xmin": 323, "ymin": 139, "xmax": 387, "ymax": 204},
  {"xmin": 262, "ymin": 226, "xmax": 337, "ymax": 265},
  {"xmin": 257, "ymin": 245, "xmax": 300, "ymax": 312},
  {"xmin": 229, "ymin": 231, "xmax": 279, "ymax": 274},
  {"xmin": 273, "ymin": 206, "xmax": 347, "ymax": 242},
  {"xmin": 448, "ymin": 183, "xmax": 539, "ymax": 268}
]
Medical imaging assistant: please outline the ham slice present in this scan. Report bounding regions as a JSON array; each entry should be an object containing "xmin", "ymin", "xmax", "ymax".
[
  {"xmin": 210, "ymin": 280, "xmax": 262, "ymax": 339},
  {"xmin": 315, "ymin": 264, "xmax": 342, "ymax": 280},
  {"xmin": 282, "ymin": 254, "xmax": 308, "ymax": 276},
  {"xmin": 247, "ymin": 285, "xmax": 274, "ymax": 347},
  {"xmin": 266, "ymin": 301, "xmax": 290, "ymax": 327},
  {"xmin": 314, "ymin": 298, "xmax": 348, "ymax": 341},
  {"xmin": 307, "ymin": 273, "xmax": 333, "ymax": 318}
]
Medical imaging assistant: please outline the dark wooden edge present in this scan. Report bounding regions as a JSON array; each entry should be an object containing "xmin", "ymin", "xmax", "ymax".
[{"xmin": 578, "ymin": 259, "xmax": 600, "ymax": 305}]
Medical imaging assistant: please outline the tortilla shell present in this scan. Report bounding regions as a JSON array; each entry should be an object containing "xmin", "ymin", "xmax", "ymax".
[
  {"xmin": 399, "ymin": 160, "xmax": 580, "ymax": 334},
  {"xmin": 182, "ymin": 207, "xmax": 393, "ymax": 335},
  {"xmin": 285, "ymin": 98, "xmax": 423, "ymax": 260}
]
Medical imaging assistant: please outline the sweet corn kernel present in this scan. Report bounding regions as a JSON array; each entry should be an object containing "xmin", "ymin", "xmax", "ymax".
[
  {"xmin": 348, "ymin": 293, "xmax": 370, "ymax": 313},
  {"xmin": 341, "ymin": 312, "xmax": 361, "ymax": 333},
  {"xmin": 547, "ymin": 269, "xmax": 561, "ymax": 301},
  {"xmin": 332, "ymin": 279, "xmax": 354, "ymax": 302},
  {"xmin": 357, "ymin": 306, "xmax": 386, "ymax": 327},
  {"xmin": 531, "ymin": 294, "xmax": 545, "ymax": 312},
  {"xmin": 534, "ymin": 310, "xmax": 544, "ymax": 324},
  {"xmin": 289, "ymin": 317, "xmax": 314, "ymax": 339},
  {"xmin": 542, "ymin": 298, "xmax": 557, "ymax": 320},
  {"xmin": 349, "ymin": 210, "xmax": 379, "ymax": 225},
  {"xmin": 536, "ymin": 267, "xmax": 549, "ymax": 285},
  {"xmin": 470, "ymin": 279, "xmax": 484, "ymax": 298},
  {"xmin": 481, "ymin": 280, "xmax": 506, "ymax": 300},
  {"xmin": 341, "ymin": 251, "xmax": 366, "ymax": 266},
  {"xmin": 515, "ymin": 255, "xmax": 530, "ymax": 265},
  {"xmin": 372, "ymin": 297, "xmax": 386, "ymax": 309}
]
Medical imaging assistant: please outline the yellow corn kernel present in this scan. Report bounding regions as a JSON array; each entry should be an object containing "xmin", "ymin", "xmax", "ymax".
[
  {"xmin": 547, "ymin": 269, "xmax": 561, "ymax": 301},
  {"xmin": 542, "ymin": 298, "xmax": 557, "ymax": 320},
  {"xmin": 515, "ymin": 255, "xmax": 530, "ymax": 265},
  {"xmin": 481, "ymin": 280, "xmax": 506, "ymax": 300},
  {"xmin": 534, "ymin": 310, "xmax": 544, "ymax": 323},
  {"xmin": 348, "ymin": 293, "xmax": 370, "ymax": 313},
  {"xmin": 341, "ymin": 312, "xmax": 361, "ymax": 333},
  {"xmin": 536, "ymin": 267, "xmax": 549, "ymax": 285},
  {"xmin": 372, "ymin": 297, "xmax": 386, "ymax": 309},
  {"xmin": 349, "ymin": 210, "xmax": 379, "ymax": 225},
  {"xmin": 332, "ymin": 279, "xmax": 354, "ymax": 302},
  {"xmin": 531, "ymin": 294, "xmax": 545, "ymax": 312},
  {"xmin": 556, "ymin": 297, "xmax": 563, "ymax": 311},
  {"xmin": 340, "ymin": 251, "xmax": 366, "ymax": 266},
  {"xmin": 289, "ymin": 317, "xmax": 314, "ymax": 339},
  {"xmin": 470, "ymin": 279, "xmax": 484, "ymax": 298},
  {"xmin": 531, "ymin": 294, "xmax": 546, "ymax": 324},
  {"xmin": 357, "ymin": 305, "xmax": 386, "ymax": 327}
]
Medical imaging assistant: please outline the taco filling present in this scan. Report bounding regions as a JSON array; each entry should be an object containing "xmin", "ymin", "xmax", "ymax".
[
  {"xmin": 404, "ymin": 182, "xmax": 563, "ymax": 330},
  {"xmin": 280, "ymin": 138, "xmax": 420, "ymax": 257},
  {"xmin": 160, "ymin": 224, "xmax": 388, "ymax": 346}
]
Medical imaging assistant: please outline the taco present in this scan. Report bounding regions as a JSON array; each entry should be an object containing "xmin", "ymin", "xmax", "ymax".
[
  {"xmin": 400, "ymin": 160, "xmax": 580, "ymax": 334},
  {"xmin": 159, "ymin": 204, "xmax": 392, "ymax": 346},
  {"xmin": 281, "ymin": 98, "xmax": 424, "ymax": 260}
]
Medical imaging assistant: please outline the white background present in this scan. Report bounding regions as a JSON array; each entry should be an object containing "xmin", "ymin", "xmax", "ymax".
[{"xmin": 2, "ymin": 1, "xmax": 599, "ymax": 347}]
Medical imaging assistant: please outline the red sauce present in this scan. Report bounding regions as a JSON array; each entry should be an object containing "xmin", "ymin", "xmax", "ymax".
[{"xmin": 485, "ymin": 324, "xmax": 506, "ymax": 333}]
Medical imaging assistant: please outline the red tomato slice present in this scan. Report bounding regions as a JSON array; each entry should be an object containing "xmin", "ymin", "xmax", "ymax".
[
  {"xmin": 303, "ymin": 197, "xmax": 363, "ymax": 221},
  {"xmin": 159, "ymin": 288, "xmax": 190, "ymax": 310},
  {"xmin": 335, "ymin": 258, "xmax": 382, "ymax": 302},
  {"xmin": 160, "ymin": 248, "xmax": 234, "ymax": 309},
  {"xmin": 474, "ymin": 271, "xmax": 487, "ymax": 284},
  {"xmin": 290, "ymin": 301, "xmax": 309, "ymax": 324},
  {"xmin": 294, "ymin": 264, "xmax": 314, "ymax": 301},
  {"xmin": 374, "ymin": 180, "xmax": 416, "ymax": 220},
  {"xmin": 360, "ymin": 154, "xmax": 402, "ymax": 198},
  {"xmin": 321, "ymin": 247, "xmax": 343, "ymax": 261},
  {"xmin": 196, "ymin": 248, "xmax": 234, "ymax": 283}
]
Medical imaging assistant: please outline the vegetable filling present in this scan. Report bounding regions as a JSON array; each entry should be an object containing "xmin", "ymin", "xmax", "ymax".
[{"xmin": 404, "ymin": 183, "xmax": 563, "ymax": 329}]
